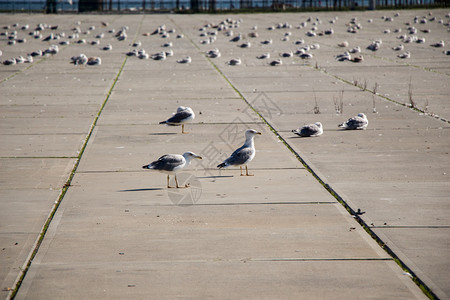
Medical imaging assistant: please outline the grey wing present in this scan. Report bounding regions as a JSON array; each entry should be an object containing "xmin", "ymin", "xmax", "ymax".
[
  {"xmin": 166, "ymin": 110, "xmax": 192, "ymax": 124},
  {"xmin": 346, "ymin": 117, "xmax": 365, "ymax": 128},
  {"xmin": 150, "ymin": 154, "xmax": 184, "ymax": 171},
  {"xmin": 300, "ymin": 124, "xmax": 319, "ymax": 136},
  {"xmin": 225, "ymin": 146, "xmax": 254, "ymax": 166}
]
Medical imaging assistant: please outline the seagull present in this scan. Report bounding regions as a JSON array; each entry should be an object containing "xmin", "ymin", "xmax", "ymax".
[
  {"xmin": 177, "ymin": 56, "xmax": 191, "ymax": 63},
  {"xmin": 217, "ymin": 129, "xmax": 261, "ymax": 176},
  {"xmin": 349, "ymin": 46, "xmax": 361, "ymax": 53},
  {"xmin": 45, "ymin": 44, "xmax": 59, "ymax": 55},
  {"xmin": 257, "ymin": 53, "xmax": 270, "ymax": 59},
  {"xmin": 351, "ymin": 55, "xmax": 364, "ymax": 63},
  {"xmin": 367, "ymin": 40, "xmax": 381, "ymax": 51},
  {"xmin": 30, "ymin": 50, "xmax": 43, "ymax": 57},
  {"xmin": 71, "ymin": 54, "xmax": 87, "ymax": 65},
  {"xmin": 3, "ymin": 58, "xmax": 16, "ymax": 65},
  {"xmin": 159, "ymin": 106, "xmax": 195, "ymax": 134},
  {"xmin": 392, "ymin": 44, "xmax": 404, "ymax": 51},
  {"xmin": 238, "ymin": 41, "xmax": 251, "ymax": 48},
  {"xmin": 142, "ymin": 152, "xmax": 202, "ymax": 188},
  {"xmin": 206, "ymin": 48, "xmax": 221, "ymax": 58},
  {"xmin": 397, "ymin": 51, "xmax": 410, "ymax": 59},
  {"xmin": 227, "ymin": 58, "xmax": 241, "ymax": 65},
  {"xmin": 87, "ymin": 57, "xmax": 101, "ymax": 65},
  {"xmin": 431, "ymin": 40, "xmax": 444, "ymax": 48},
  {"xmin": 338, "ymin": 113, "xmax": 368, "ymax": 130},
  {"xmin": 299, "ymin": 53, "xmax": 313, "ymax": 59},
  {"xmin": 138, "ymin": 49, "xmax": 149, "ymax": 59},
  {"xmin": 229, "ymin": 33, "xmax": 241, "ymax": 42},
  {"xmin": 151, "ymin": 25, "xmax": 165, "ymax": 35},
  {"xmin": 151, "ymin": 51, "xmax": 166, "ymax": 60},
  {"xmin": 292, "ymin": 122, "xmax": 323, "ymax": 137},
  {"xmin": 336, "ymin": 51, "xmax": 351, "ymax": 61},
  {"xmin": 16, "ymin": 56, "xmax": 25, "ymax": 63},
  {"xmin": 269, "ymin": 59, "xmax": 282, "ymax": 66},
  {"xmin": 102, "ymin": 44, "xmax": 112, "ymax": 51},
  {"xmin": 280, "ymin": 51, "xmax": 293, "ymax": 58}
]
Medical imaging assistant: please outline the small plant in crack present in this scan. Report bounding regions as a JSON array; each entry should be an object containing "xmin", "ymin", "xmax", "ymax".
[
  {"xmin": 408, "ymin": 78, "xmax": 416, "ymax": 108},
  {"xmin": 423, "ymin": 98, "xmax": 429, "ymax": 114},
  {"xmin": 373, "ymin": 82, "xmax": 379, "ymax": 94},
  {"xmin": 313, "ymin": 90, "xmax": 320, "ymax": 114},
  {"xmin": 353, "ymin": 77, "xmax": 359, "ymax": 87},
  {"xmin": 362, "ymin": 79, "xmax": 368, "ymax": 91},
  {"xmin": 315, "ymin": 61, "xmax": 319, "ymax": 69},
  {"xmin": 333, "ymin": 89, "xmax": 344, "ymax": 114}
]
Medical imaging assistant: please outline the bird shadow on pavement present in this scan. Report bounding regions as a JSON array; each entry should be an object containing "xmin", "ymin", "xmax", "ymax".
[
  {"xmin": 118, "ymin": 188, "xmax": 164, "ymax": 192},
  {"xmin": 196, "ymin": 175, "xmax": 234, "ymax": 179},
  {"xmin": 147, "ymin": 133, "xmax": 178, "ymax": 136}
]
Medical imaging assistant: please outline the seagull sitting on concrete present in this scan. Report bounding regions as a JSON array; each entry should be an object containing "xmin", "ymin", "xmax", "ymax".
[
  {"xmin": 71, "ymin": 53, "xmax": 87, "ymax": 65},
  {"xmin": 143, "ymin": 152, "xmax": 202, "ymax": 188},
  {"xmin": 338, "ymin": 113, "xmax": 368, "ymax": 130},
  {"xmin": 292, "ymin": 122, "xmax": 323, "ymax": 137},
  {"xmin": 217, "ymin": 129, "xmax": 261, "ymax": 176},
  {"xmin": 159, "ymin": 106, "xmax": 195, "ymax": 134},
  {"xmin": 227, "ymin": 58, "xmax": 241, "ymax": 65}
]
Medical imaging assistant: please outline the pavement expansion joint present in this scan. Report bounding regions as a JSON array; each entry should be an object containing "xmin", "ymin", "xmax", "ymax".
[{"xmin": 372, "ymin": 225, "xmax": 450, "ymax": 229}]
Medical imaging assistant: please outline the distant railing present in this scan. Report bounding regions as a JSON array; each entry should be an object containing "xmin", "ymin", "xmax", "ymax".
[{"xmin": 0, "ymin": 0, "xmax": 446, "ymax": 13}]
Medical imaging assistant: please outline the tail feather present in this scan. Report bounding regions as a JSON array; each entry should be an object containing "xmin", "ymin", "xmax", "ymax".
[
  {"xmin": 217, "ymin": 162, "xmax": 227, "ymax": 169},
  {"xmin": 142, "ymin": 164, "xmax": 152, "ymax": 169},
  {"xmin": 159, "ymin": 121, "xmax": 167, "ymax": 124},
  {"xmin": 338, "ymin": 123, "xmax": 345, "ymax": 128}
]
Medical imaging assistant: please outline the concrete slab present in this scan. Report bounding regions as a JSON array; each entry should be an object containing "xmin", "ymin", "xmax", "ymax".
[
  {"xmin": 25, "ymin": 200, "xmax": 386, "ymax": 264},
  {"xmin": 0, "ymin": 158, "xmax": 75, "ymax": 189},
  {"xmin": 0, "ymin": 134, "xmax": 85, "ymax": 157},
  {"xmin": 17, "ymin": 260, "xmax": 425, "ymax": 300}
]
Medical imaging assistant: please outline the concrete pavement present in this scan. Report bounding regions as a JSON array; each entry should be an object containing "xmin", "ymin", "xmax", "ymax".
[{"xmin": 0, "ymin": 10, "xmax": 448, "ymax": 299}]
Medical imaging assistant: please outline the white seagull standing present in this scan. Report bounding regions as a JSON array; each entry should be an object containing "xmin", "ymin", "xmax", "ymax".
[
  {"xmin": 159, "ymin": 106, "xmax": 195, "ymax": 134},
  {"xmin": 143, "ymin": 152, "xmax": 202, "ymax": 188},
  {"xmin": 338, "ymin": 113, "xmax": 369, "ymax": 130},
  {"xmin": 217, "ymin": 129, "xmax": 261, "ymax": 176},
  {"xmin": 292, "ymin": 122, "xmax": 323, "ymax": 137}
]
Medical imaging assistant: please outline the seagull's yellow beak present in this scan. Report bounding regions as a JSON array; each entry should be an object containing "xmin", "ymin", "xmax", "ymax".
[
  {"xmin": 256, "ymin": 132, "xmax": 262, "ymax": 135},
  {"xmin": 196, "ymin": 155, "xmax": 203, "ymax": 160}
]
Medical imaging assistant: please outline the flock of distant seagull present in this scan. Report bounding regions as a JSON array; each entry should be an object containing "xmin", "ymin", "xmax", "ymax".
[
  {"xmin": 0, "ymin": 11, "xmax": 447, "ymax": 188},
  {"xmin": 1, "ymin": 11, "xmax": 449, "ymax": 66}
]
